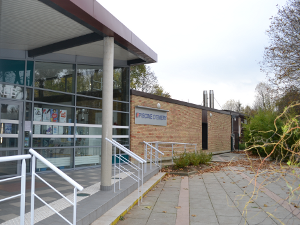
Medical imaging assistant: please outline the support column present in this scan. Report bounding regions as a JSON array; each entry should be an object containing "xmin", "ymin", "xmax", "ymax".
[{"xmin": 100, "ymin": 37, "xmax": 114, "ymax": 191}]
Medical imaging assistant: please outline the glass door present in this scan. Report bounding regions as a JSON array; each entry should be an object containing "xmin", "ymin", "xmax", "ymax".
[{"xmin": 0, "ymin": 100, "xmax": 23, "ymax": 176}]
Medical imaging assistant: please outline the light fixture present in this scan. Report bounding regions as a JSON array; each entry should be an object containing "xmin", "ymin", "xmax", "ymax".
[
  {"xmin": 157, "ymin": 103, "xmax": 161, "ymax": 109},
  {"xmin": 210, "ymin": 113, "xmax": 212, "ymax": 117}
]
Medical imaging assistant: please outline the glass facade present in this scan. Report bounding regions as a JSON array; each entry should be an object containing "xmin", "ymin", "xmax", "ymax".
[{"xmin": 0, "ymin": 58, "xmax": 130, "ymax": 176}]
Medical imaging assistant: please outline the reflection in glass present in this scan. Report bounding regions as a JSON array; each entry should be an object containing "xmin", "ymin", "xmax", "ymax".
[
  {"xmin": 33, "ymin": 138, "xmax": 74, "ymax": 147},
  {"xmin": 0, "ymin": 138, "xmax": 18, "ymax": 148},
  {"xmin": 76, "ymin": 127, "xmax": 101, "ymax": 135},
  {"xmin": 113, "ymin": 128, "xmax": 129, "ymax": 135},
  {"xmin": 35, "ymin": 148, "xmax": 72, "ymax": 171},
  {"xmin": 26, "ymin": 88, "xmax": 33, "ymax": 100},
  {"xmin": 26, "ymin": 61, "xmax": 34, "ymax": 86},
  {"xmin": 76, "ymin": 108, "xmax": 102, "ymax": 125},
  {"xmin": 113, "ymin": 112, "xmax": 129, "ymax": 126},
  {"xmin": 0, "ymin": 59, "xmax": 25, "ymax": 85},
  {"xmin": 75, "ymin": 147, "xmax": 100, "ymax": 167},
  {"xmin": 34, "ymin": 89, "xmax": 74, "ymax": 105},
  {"xmin": 113, "ymin": 138, "xmax": 129, "ymax": 146},
  {"xmin": 76, "ymin": 96, "xmax": 102, "ymax": 109},
  {"xmin": 35, "ymin": 62, "xmax": 75, "ymax": 93},
  {"xmin": 76, "ymin": 138, "xmax": 101, "ymax": 146},
  {"xmin": 0, "ymin": 84, "xmax": 24, "ymax": 100},
  {"xmin": 77, "ymin": 65, "xmax": 103, "ymax": 97},
  {"xmin": 1, "ymin": 104, "xmax": 19, "ymax": 120},
  {"xmin": 113, "ymin": 101, "xmax": 129, "ymax": 112},
  {"xmin": 113, "ymin": 67, "xmax": 129, "ymax": 101},
  {"xmin": 0, "ymin": 150, "xmax": 18, "ymax": 175}
]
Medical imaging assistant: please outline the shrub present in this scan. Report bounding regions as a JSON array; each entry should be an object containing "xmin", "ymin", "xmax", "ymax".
[
  {"xmin": 173, "ymin": 152, "xmax": 190, "ymax": 168},
  {"xmin": 173, "ymin": 151, "xmax": 212, "ymax": 168}
]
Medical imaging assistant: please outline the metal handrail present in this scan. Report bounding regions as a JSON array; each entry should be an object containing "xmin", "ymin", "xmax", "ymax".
[
  {"xmin": 105, "ymin": 138, "xmax": 145, "ymax": 205},
  {"xmin": 143, "ymin": 141, "xmax": 164, "ymax": 173},
  {"xmin": 109, "ymin": 139, "xmax": 146, "ymax": 163},
  {"xmin": 145, "ymin": 141, "xmax": 197, "ymax": 164},
  {"xmin": 29, "ymin": 148, "xmax": 83, "ymax": 225},
  {"xmin": 0, "ymin": 154, "xmax": 30, "ymax": 225},
  {"xmin": 29, "ymin": 149, "xmax": 83, "ymax": 191}
]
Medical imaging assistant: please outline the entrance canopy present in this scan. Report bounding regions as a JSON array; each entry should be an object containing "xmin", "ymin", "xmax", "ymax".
[{"xmin": 0, "ymin": 0, "xmax": 157, "ymax": 65}]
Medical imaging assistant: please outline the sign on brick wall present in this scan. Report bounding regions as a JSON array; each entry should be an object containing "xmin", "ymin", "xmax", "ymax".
[{"xmin": 135, "ymin": 106, "xmax": 168, "ymax": 126}]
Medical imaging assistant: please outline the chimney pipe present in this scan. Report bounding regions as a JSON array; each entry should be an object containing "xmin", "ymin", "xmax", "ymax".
[
  {"xmin": 203, "ymin": 90, "xmax": 208, "ymax": 107},
  {"xmin": 209, "ymin": 90, "xmax": 214, "ymax": 108}
]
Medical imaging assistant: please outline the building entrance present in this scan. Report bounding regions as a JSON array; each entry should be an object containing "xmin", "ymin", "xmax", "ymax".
[{"xmin": 0, "ymin": 100, "xmax": 23, "ymax": 177}]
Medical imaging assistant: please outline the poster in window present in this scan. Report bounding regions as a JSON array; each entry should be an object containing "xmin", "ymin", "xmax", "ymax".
[
  {"xmin": 46, "ymin": 125, "xmax": 52, "ymax": 134},
  {"xmin": 58, "ymin": 126, "xmax": 64, "ymax": 135},
  {"xmin": 34, "ymin": 107, "xmax": 42, "ymax": 121},
  {"xmin": 53, "ymin": 125, "xmax": 58, "ymax": 135},
  {"xmin": 5, "ymin": 123, "xmax": 12, "ymax": 134},
  {"xmin": 59, "ymin": 110, "xmax": 67, "ymax": 123},
  {"xmin": 34, "ymin": 125, "xmax": 41, "ymax": 134},
  {"xmin": 51, "ymin": 109, "xmax": 58, "ymax": 122},
  {"xmin": 43, "ymin": 108, "xmax": 50, "ymax": 122}
]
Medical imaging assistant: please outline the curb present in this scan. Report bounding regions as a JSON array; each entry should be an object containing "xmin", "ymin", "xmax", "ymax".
[
  {"xmin": 92, "ymin": 172, "xmax": 167, "ymax": 225},
  {"xmin": 111, "ymin": 172, "xmax": 166, "ymax": 225}
]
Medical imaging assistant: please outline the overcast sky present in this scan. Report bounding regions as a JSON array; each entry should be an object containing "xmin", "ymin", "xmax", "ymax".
[{"xmin": 98, "ymin": 0, "xmax": 287, "ymax": 109}]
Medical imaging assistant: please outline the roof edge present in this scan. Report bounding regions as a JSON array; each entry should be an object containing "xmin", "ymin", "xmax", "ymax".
[
  {"xmin": 130, "ymin": 90, "xmax": 233, "ymax": 116},
  {"xmin": 43, "ymin": 0, "xmax": 157, "ymax": 63}
]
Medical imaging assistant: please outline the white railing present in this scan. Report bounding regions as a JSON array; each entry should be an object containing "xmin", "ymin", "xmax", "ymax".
[
  {"xmin": 0, "ymin": 154, "xmax": 31, "ymax": 225},
  {"xmin": 145, "ymin": 141, "xmax": 197, "ymax": 164},
  {"xmin": 0, "ymin": 149, "xmax": 84, "ymax": 225},
  {"xmin": 105, "ymin": 138, "xmax": 146, "ymax": 205},
  {"xmin": 143, "ymin": 141, "xmax": 164, "ymax": 173}
]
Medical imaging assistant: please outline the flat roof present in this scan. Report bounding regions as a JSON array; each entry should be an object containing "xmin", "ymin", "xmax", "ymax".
[
  {"xmin": 0, "ymin": 0, "xmax": 157, "ymax": 65},
  {"xmin": 131, "ymin": 90, "xmax": 245, "ymax": 117}
]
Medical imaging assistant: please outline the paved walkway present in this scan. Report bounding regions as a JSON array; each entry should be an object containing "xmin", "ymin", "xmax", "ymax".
[{"xmin": 116, "ymin": 153, "xmax": 300, "ymax": 225}]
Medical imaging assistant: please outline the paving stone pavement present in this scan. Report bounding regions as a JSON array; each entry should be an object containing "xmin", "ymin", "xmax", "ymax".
[{"xmin": 117, "ymin": 153, "xmax": 300, "ymax": 225}]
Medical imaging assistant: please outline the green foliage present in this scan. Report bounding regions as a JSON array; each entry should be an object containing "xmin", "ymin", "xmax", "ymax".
[
  {"xmin": 243, "ymin": 103, "xmax": 300, "ymax": 160},
  {"xmin": 243, "ymin": 109, "xmax": 283, "ymax": 159},
  {"xmin": 130, "ymin": 65, "xmax": 171, "ymax": 98},
  {"xmin": 173, "ymin": 152, "xmax": 190, "ymax": 168},
  {"xmin": 173, "ymin": 151, "xmax": 212, "ymax": 168},
  {"xmin": 239, "ymin": 143, "xmax": 246, "ymax": 150}
]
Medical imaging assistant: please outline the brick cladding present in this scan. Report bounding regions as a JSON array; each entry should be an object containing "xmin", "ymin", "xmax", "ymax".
[
  {"xmin": 207, "ymin": 111, "xmax": 231, "ymax": 152},
  {"xmin": 130, "ymin": 95, "xmax": 231, "ymax": 158}
]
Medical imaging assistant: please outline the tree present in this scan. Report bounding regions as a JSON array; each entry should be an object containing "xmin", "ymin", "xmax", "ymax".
[
  {"xmin": 222, "ymin": 99, "xmax": 244, "ymax": 113},
  {"xmin": 261, "ymin": 0, "xmax": 300, "ymax": 100},
  {"xmin": 130, "ymin": 65, "xmax": 171, "ymax": 97},
  {"xmin": 253, "ymin": 82, "xmax": 274, "ymax": 111}
]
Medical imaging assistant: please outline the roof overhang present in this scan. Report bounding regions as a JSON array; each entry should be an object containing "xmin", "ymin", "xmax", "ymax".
[{"xmin": 0, "ymin": 0, "xmax": 157, "ymax": 65}]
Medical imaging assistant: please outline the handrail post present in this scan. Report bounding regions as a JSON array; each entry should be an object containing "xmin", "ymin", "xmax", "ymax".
[
  {"xmin": 150, "ymin": 144, "xmax": 152, "ymax": 170},
  {"xmin": 114, "ymin": 146, "xmax": 116, "ymax": 193},
  {"xmin": 73, "ymin": 187, "xmax": 77, "ymax": 225},
  {"xmin": 155, "ymin": 142, "xmax": 158, "ymax": 165},
  {"xmin": 141, "ymin": 163, "xmax": 143, "ymax": 203},
  {"xmin": 144, "ymin": 144, "xmax": 147, "ymax": 173},
  {"xmin": 138, "ymin": 163, "xmax": 140, "ymax": 206},
  {"xmin": 20, "ymin": 159, "xmax": 26, "ymax": 225},
  {"xmin": 172, "ymin": 144, "xmax": 174, "ymax": 164},
  {"xmin": 119, "ymin": 146, "xmax": 121, "ymax": 190},
  {"xmin": 31, "ymin": 155, "xmax": 36, "ymax": 225}
]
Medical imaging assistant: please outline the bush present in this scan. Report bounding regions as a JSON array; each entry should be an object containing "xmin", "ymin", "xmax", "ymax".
[
  {"xmin": 173, "ymin": 152, "xmax": 190, "ymax": 168},
  {"xmin": 243, "ymin": 105, "xmax": 300, "ymax": 160},
  {"xmin": 173, "ymin": 151, "xmax": 212, "ymax": 168}
]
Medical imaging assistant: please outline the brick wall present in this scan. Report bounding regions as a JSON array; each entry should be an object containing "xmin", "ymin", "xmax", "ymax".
[
  {"xmin": 130, "ymin": 94, "xmax": 231, "ymax": 158},
  {"xmin": 207, "ymin": 111, "xmax": 231, "ymax": 153}
]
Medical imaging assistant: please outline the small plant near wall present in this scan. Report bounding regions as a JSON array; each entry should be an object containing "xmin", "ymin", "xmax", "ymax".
[{"xmin": 173, "ymin": 151, "xmax": 212, "ymax": 168}]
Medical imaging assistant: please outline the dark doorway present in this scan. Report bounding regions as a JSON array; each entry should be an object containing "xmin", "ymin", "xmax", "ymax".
[{"xmin": 202, "ymin": 123, "xmax": 208, "ymax": 150}]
